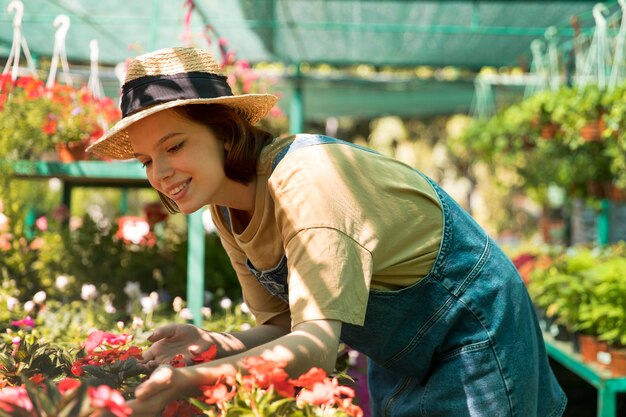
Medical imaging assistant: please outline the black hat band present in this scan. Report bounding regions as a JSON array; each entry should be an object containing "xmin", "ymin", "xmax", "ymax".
[{"xmin": 120, "ymin": 72, "xmax": 234, "ymax": 117}]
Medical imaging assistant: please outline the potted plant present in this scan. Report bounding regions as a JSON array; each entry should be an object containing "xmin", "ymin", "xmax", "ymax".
[{"xmin": 0, "ymin": 74, "xmax": 120, "ymax": 162}]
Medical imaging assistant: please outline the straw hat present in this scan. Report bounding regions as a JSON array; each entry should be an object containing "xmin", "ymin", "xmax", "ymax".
[{"xmin": 86, "ymin": 47, "xmax": 278, "ymax": 160}]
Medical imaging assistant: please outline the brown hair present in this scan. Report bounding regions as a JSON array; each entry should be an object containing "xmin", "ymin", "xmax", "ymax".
[{"xmin": 157, "ymin": 104, "xmax": 275, "ymax": 213}]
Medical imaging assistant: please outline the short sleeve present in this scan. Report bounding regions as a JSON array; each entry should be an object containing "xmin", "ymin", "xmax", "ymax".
[{"xmin": 285, "ymin": 227, "xmax": 373, "ymax": 328}]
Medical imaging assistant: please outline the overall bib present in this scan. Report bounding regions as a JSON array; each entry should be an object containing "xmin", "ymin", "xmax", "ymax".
[{"xmin": 228, "ymin": 134, "xmax": 567, "ymax": 417}]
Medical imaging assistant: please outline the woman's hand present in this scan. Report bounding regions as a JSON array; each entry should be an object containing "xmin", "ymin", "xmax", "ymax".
[
  {"xmin": 141, "ymin": 323, "xmax": 216, "ymax": 368},
  {"xmin": 126, "ymin": 364, "xmax": 196, "ymax": 417}
]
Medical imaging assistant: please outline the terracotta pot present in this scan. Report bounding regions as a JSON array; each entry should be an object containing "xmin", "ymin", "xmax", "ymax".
[
  {"xmin": 586, "ymin": 181, "xmax": 612, "ymax": 199},
  {"xmin": 55, "ymin": 141, "xmax": 87, "ymax": 163},
  {"xmin": 610, "ymin": 185, "xmax": 626, "ymax": 202},
  {"xmin": 540, "ymin": 123, "xmax": 559, "ymax": 139},
  {"xmin": 580, "ymin": 119, "xmax": 603, "ymax": 141},
  {"xmin": 578, "ymin": 334, "xmax": 599, "ymax": 363},
  {"xmin": 596, "ymin": 341, "xmax": 611, "ymax": 369},
  {"xmin": 608, "ymin": 347, "xmax": 626, "ymax": 376}
]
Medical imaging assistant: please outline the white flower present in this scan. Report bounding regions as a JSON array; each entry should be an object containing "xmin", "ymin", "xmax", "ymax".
[
  {"xmin": 33, "ymin": 291, "xmax": 47, "ymax": 305},
  {"xmin": 201, "ymin": 307, "xmax": 212, "ymax": 319},
  {"xmin": 132, "ymin": 316, "xmax": 144, "ymax": 329},
  {"xmin": 240, "ymin": 302, "xmax": 250, "ymax": 314},
  {"xmin": 81, "ymin": 284, "xmax": 98, "ymax": 301},
  {"xmin": 123, "ymin": 281, "xmax": 142, "ymax": 299},
  {"xmin": 105, "ymin": 301, "xmax": 117, "ymax": 314},
  {"xmin": 348, "ymin": 350, "xmax": 360, "ymax": 367},
  {"xmin": 220, "ymin": 297, "xmax": 232, "ymax": 310},
  {"xmin": 149, "ymin": 291, "xmax": 159, "ymax": 304},
  {"xmin": 239, "ymin": 323, "xmax": 251, "ymax": 331},
  {"xmin": 55, "ymin": 275, "xmax": 69, "ymax": 291},
  {"xmin": 117, "ymin": 321, "xmax": 125, "ymax": 331},
  {"xmin": 140, "ymin": 296, "xmax": 156, "ymax": 314},
  {"xmin": 6, "ymin": 297, "xmax": 18, "ymax": 312},
  {"xmin": 179, "ymin": 308, "xmax": 194, "ymax": 321},
  {"xmin": 172, "ymin": 296, "xmax": 184, "ymax": 313},
  {"xmin": 23, "ymin": 300, "xmax": 35, "ymax": 313}
]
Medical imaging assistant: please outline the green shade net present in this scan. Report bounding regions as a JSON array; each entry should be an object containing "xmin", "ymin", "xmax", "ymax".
[{"xmin": 0, "ymin": 0, "xmax": 616, "ymax": 118}]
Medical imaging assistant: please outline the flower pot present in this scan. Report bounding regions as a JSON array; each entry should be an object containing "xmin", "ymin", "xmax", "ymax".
[
  {"xmin": 609, "ymin": 185, "xmax": 626, "ymax": 202},
  {"xmin": 580, "ymin": 119, "xmax": 604, "ymax": 141},
  {"xmin": 55, "ymin": 142, "xmax": 87, "ymax": 163},
  {"xmin": 596, "ymin": 341, "xmax": 611, "ymax": 368},
  {"xmin": 578, "ymin": 334, "xmax": 599, "ymax": 363},
  {"xmin": 586, "ymin": 181, "xmax": 612, "ymax": 199},
  {"xmin": 608, "ymin": 347, "xmax": 626, "ymax": 376},
  {"xmin": 540, "ymin": 123, "xmax": 559, "ymax": 139}
]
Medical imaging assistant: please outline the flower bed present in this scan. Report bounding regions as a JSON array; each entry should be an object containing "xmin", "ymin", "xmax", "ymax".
[{"xmin": 0, "ymin": 286, "xmax": 366, "ymax": 417}]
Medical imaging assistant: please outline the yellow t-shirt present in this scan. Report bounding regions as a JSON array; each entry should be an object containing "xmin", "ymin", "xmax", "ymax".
[{"xmin": 210, "ymin": 135, "xmax": 443, "ymax": 329}]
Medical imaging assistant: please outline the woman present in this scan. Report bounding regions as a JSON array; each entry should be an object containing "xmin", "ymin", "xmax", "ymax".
[{"xmin": 88, "ymin": 47, "xmax": 566, "ymax": 417}]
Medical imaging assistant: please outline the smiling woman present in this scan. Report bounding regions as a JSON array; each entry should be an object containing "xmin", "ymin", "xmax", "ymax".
[{"xmin": 87, "ymin": 47, "xmax": 567, "ymax": 417}]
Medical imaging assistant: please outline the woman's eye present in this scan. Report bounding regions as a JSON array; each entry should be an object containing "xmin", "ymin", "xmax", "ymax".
[
  {"xmin": 168, "ymin": 142, "xmax": 184, "ymax": 153},
  {"xmin": 141, "ymin": 160, "xmax": 152, "ymax": 168}
]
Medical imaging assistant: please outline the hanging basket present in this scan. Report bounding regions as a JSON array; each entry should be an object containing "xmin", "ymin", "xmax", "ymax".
[{"xmin": 55, "ymin": 141, "xmax": 87, "ymax": 163}]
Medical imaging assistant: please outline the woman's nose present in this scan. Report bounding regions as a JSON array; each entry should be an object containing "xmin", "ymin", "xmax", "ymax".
[{"xmin": 152, "ymin": 158, "xmax": 174, "ymax": 182}]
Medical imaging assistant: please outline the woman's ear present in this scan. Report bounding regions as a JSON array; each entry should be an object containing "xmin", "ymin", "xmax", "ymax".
[{"xmin": 224, "ymin": 140, "xmax": 232, "ymax": 151}]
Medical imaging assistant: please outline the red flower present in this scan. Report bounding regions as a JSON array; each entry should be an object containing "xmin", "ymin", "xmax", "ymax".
[
  {"xmin": 71, "ymin": 360, "xmax": 85, "ymax": 376},
  {"xmin": 200, "ymin": 380, "xmax": 236, "ymax": 405},
  {"xmin": 241, "ymin": 356, "xmax": 295, "ymax": 397},
  {"xmin": 296, "ymin": 379, "xmax": 336, "ymax": 406},
  {"xmin": 88, "ymin": 385, "xmax": 132, "ymax": 417},
  {"xmin": 57, "ymin": 378, "xmax": 81, "ymax": 394},
  {"xmin": 42, "ymin": 115, "xmax": 57, "ymax": 135},
  {"xmin": 162, "ymin": 400, "xmax": 201, "ymax": 417},
  {"xmin": 169, "ymin": 354, "xmax": 186, "ymax": 368},
  {"xmin": 191, "ymin": 344, "xmax": 217, "ymax": 363},
  {"xmin": 28, "ymin": 373, "xmax": 45, "ymax": 386},
  {"xmin": 289, "ymin": 367, "xmax": 327, "ymax": 388}
]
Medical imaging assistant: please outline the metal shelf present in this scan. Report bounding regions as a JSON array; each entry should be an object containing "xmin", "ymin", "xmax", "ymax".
[
  {"xmin": 544, "ymin": 334, "xmax": 626, "ymax": 417},
  {"xmin": 8, "ymin": 160, "xmax": 205, "ymax": 325}
]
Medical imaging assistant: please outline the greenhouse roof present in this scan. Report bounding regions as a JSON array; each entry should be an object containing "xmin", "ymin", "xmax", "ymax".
[{"xmin": 0, "ymin": 0, "xmax": 619, "ymax": 119}]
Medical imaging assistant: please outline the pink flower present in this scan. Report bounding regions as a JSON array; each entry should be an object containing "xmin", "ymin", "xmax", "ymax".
[
  {"xmin": 35, "ymin": 216, "xmax": 48, "ymax": 231},
  {"xmin": 0, "ymin": 386, "xmax": 34, "ymax": 413},
  {"xmin": 11, "ymin": 316, "xmax": 36, "ymax": 328},
  {"xmin": 83, "ymin": 330, "xmax": 130, "ymax": 353},
  {"xmin": 87, "ymin": 385, "xmax": 132, "ymax": 417}
]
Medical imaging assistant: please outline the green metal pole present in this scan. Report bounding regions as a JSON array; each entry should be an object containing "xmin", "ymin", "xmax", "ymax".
[
  {"xmin": 119, "ymin": 189, "xmax": 128, "ymax": 215},
  {"xmin": 597, "ymin": 199, "xmax": 610, "ymax": 247},
  {"xmin": 289, "ymin": 63, "xmax": 304, "ymax": 134},
  {"xmin": 62, "ymin": 183, "xmax": 72, "ymax": 214},
  {"xmin": 149, "ymin": 0, "xmax": 161, "ymax": 51},
  {"xmin": 186, "ymin": 211, "xmax": 205, "ymax": 326},
  {"xmin": 597, "ymin": 385, "xmax": 616, "ymax": 417}
]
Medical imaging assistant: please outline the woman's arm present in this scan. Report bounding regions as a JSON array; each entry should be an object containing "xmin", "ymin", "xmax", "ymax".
[
  {"xmin": 141, "ymin": 310, "xmax": 292, "ymax": 365},
  {"xmin": 128, "ymin": 318, "xmax": 342, "ymax": 417}
]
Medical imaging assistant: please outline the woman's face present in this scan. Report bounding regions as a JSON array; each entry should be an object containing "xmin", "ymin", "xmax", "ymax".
[{"xmin": 127, "ymin": 108, "xmax": 230, "ymax": 214}]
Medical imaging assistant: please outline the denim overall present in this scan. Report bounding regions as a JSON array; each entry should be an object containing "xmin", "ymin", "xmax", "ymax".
[{"xmin": 224, "ymin": 134, "xmax": 567, "ymax": 417}]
